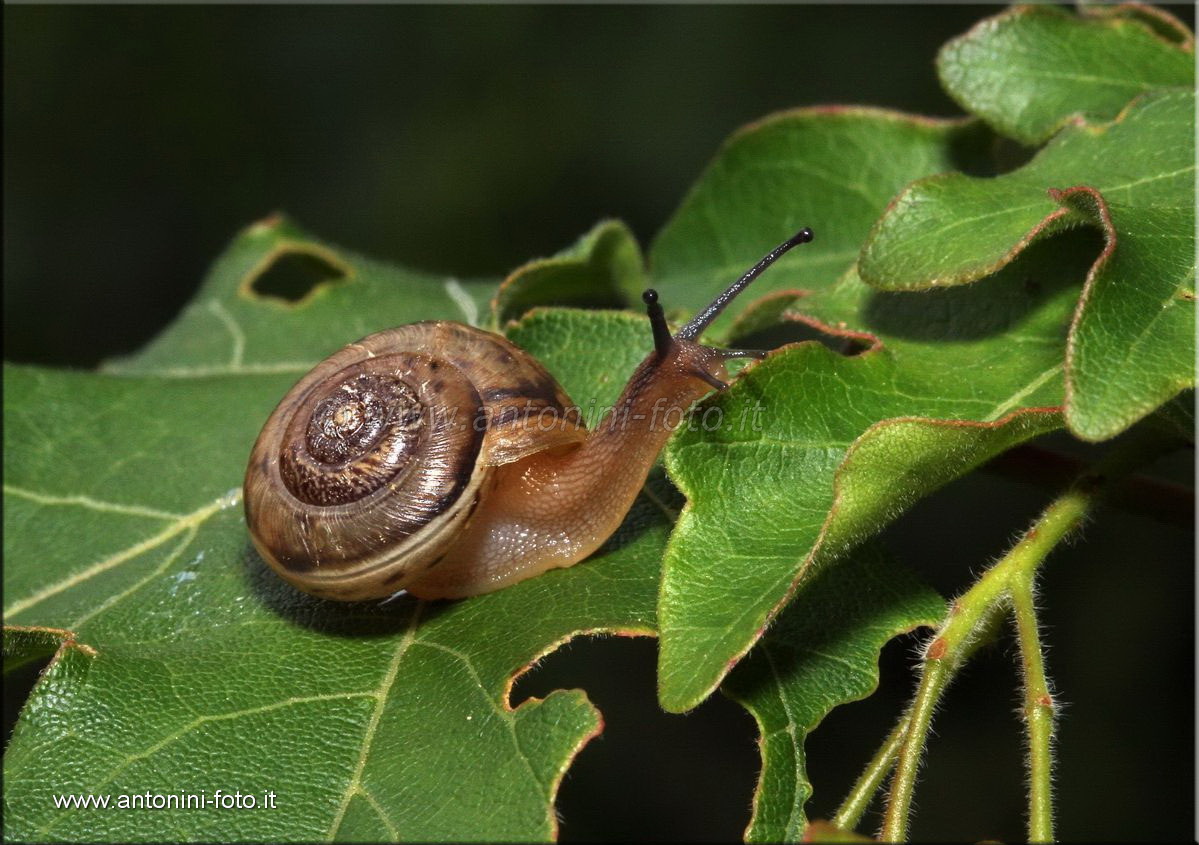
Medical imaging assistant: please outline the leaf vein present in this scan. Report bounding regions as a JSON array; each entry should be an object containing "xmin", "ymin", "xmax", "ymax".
[
  {"xmin": 358, "ymin": 786, "xmax": 401, "ymax": 840},
  {"xmin": 33, "ymin": 692, "xmax": 376, "ymax": 839},
  {"xmin": 68, "ymin": 529, "xmax": 198, "ymax": 630},
  {"xmin": 206, "ymin": 299, "xmax": 246, "ymax": 367},
  {"xmin": 762, "ymin": 645, "xmax": 806, "ymax": 841},
  {"xmin": 413, "ymin": 640, "xmax": 549, "ymax": 796},
  {"xmin": 3, "ymin": 484, "xmax": 185, "ymax": 521},
  {"xmin": 4, "ymin": 489, "xmax": 242, "ymax": 619},
  {"xmin": 984, "ymin": 363, "xmax": 1063, "ymax": 421},
  {"xmin": 326, "ymin": 601, "xmax": 426, "ymax": 840}
]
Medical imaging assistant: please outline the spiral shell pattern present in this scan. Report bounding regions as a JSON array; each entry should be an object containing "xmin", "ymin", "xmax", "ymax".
[{"xmin": 244, "ymin": 321, "xmax": 585, "ymax": 600}]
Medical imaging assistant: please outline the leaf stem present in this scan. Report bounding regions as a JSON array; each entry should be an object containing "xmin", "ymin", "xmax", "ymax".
[
  {"xmin": 832, "ymin": 714, "xmax": 909, "ymax": 833},
  {"xmin": 880, "ymin": 655, "xmax": 948, "ymax": 842},
  {"xmin": 837, "ymin": 593, "xmax": 1009, "ymax": 837},
  {"xmin": 880, "ymin": 491, "xmax": 1085, "ymax": 841},
  {"xmin": 879, "ymin": 426, "xmax": 1181, "ymax": 842},
  {"xmin": 1011, "ymin": 575, "xmax": 1055, "ymax": 842}
]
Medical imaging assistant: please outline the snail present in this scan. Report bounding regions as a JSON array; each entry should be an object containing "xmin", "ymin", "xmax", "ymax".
[{"xmin": 244, "ymin": 227, "xmax": 813, "ymax": 600}]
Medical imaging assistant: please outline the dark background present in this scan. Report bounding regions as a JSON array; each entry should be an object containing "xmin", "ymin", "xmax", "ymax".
[
  {"xmin": 5, "ymin": 3, "xmax": 1012, "ymax": 366},
  {"xmin": 5, "ymin": 5, "xmax": 1194, "ymax": 841}
]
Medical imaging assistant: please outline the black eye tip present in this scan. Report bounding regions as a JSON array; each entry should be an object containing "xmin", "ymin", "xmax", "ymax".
[
  {"xmin": 798, "ymin": 227, "xmax": 814, "ymax": 243},
  {"xmin": 643, "ymin": 288, "xmax": 673, "ymax": 357}
]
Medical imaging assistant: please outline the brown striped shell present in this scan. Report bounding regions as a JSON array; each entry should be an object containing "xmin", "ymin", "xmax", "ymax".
[{"xmin": 243, "ymin": 321, "xmax": 586, "ymax": 600}]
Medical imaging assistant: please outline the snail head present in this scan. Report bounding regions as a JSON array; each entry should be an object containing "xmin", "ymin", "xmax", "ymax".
[{"xmin": 641, "ymin": 227, "xmax": 813, "ymax": 390}]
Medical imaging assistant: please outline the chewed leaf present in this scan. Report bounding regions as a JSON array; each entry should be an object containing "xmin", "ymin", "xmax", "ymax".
[
  {"xmin": 723, "ymin": 546, "xmax": 944, "ymax": 842},
  {"xmin": 104, "ymin": 214, "xmax": 498, "ymax": 377},
  {"xmin": 493, "ymin": 220, "xmax": 645, "ymax": 327},
  {"xmin": 2, "ymin": 276, "xmax": 670, "ymax": 841}
]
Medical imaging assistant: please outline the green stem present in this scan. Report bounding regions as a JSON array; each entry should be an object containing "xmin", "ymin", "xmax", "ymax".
[
  {"xmin": 1011, "ymin": 576, "xmax": 1055, "ymax": 842},
  {"xmin": 833, "ymin": 602, "xmax": 1005, "ymax": 838},
  {"xmin": 880, "ymin": 482, "xmax": 1097, "ymax": 841},
  {"xmin": 880, "ymin": 658, "xmax": 948, "ymax": 841},
  {"xmin": 877, "ymin": 428, "xmax": 1180, "ymax": 841},
  {"xmin": 833, "ymin": 714, "xmax": 909, "ymax": 832}
]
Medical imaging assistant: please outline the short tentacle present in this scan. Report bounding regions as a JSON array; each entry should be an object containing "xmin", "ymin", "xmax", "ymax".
[
  {"xmin": 692, "ymin": 369, "xmax": 729, "ymax": 391},
  {"xmin": 642, "ymin": 289, "xmax": 674, "ymax": 359}
]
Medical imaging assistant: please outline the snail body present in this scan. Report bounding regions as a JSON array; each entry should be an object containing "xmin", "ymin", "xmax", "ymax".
[{"xmin": 245, "ymin": 228, "xmax": 813, "ymax": 600}]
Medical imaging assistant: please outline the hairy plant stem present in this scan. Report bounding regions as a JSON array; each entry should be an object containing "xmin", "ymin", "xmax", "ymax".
[
  {"xmin": 879, "ymin": 429, "xmax": 1181, "ymax": 843},
  {"xmin": 836, "ymin": 609, "xmax": 1006, "ymax": 836},
  {"xmin": 1011, "ymin": 576, "xmax": 1054, "ymax": 842},
  {"xmin": 833, "ymin": 715, "xmax": 909, "ymax": 832}
]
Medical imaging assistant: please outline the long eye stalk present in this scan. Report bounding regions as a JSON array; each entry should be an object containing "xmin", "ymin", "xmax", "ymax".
[{"xmin": 675, "ymin": 227, "xmax": 813, "ymax": 341}]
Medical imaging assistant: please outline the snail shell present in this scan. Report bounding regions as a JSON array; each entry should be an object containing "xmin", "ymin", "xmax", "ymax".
[{"xmin": 244, "ymin": 321, "xmax": 585, "ymax": 601}]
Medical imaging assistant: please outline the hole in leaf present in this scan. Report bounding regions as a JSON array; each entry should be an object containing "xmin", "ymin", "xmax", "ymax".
[
  {"xmin": 511, "ymin": 636, "xmax": 757, "ymax": 842},
  {"xmin": 3, "ymin": 655, "xmax": 52, "ymax": 752},
  {"xmin": 733, "ymin": 319, "xmax": 873, "ymax": 357},
  {"xmin": 948, "ymin": 124, "xmax": 1037, "ymax": 177},
  {"xmin": 247, "ymin": 249, "xmax": 348, "ymax": 304}
]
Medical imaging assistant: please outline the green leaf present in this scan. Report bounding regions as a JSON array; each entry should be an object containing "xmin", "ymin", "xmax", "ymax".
[
  {"xmin": 1, "ymin": 240, "xmax": 674, "ymax": 841},
  {"xmin": 1086, "ymin": 2, "xmax": 1198, "ymax": 47},
  {"xmin": 652, "ymin": 109, "xmax": 1076, "ymax": 712},
  {"xmin": 507, "ymin": 309, "xmax": 654, "ymax": 429},
  {"xmin": 649, "ymin": 107, "xmax": 991, "ymax": 340},
  {"xmin": 723, "ymin": 547, "xmax": 944, "ymax": 842},
  {"xmin": 493, "ymin": 220, "xmax": 645, "ymax": 328},
  {"xmin": 937, "ymin": 4, "xmax": 1194, "ymax": 145},
  {"xmin": 658, "ymin": 345, "xmax": 1063, "ymax": 711},
  {"xmin": 861, "ymin": 89, "xmax": 1195, "ymax": 440},
  {"xmin": 860, "ymin": 91, "xmax": 1193, "ymax": 291},
  {"xmin": 1053, "ymin": 188, "xmax": 1196, "ymax": 440},
  {"xmin": 105, "ymin": 215, "xmax": 498, "ymax": 376}
]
